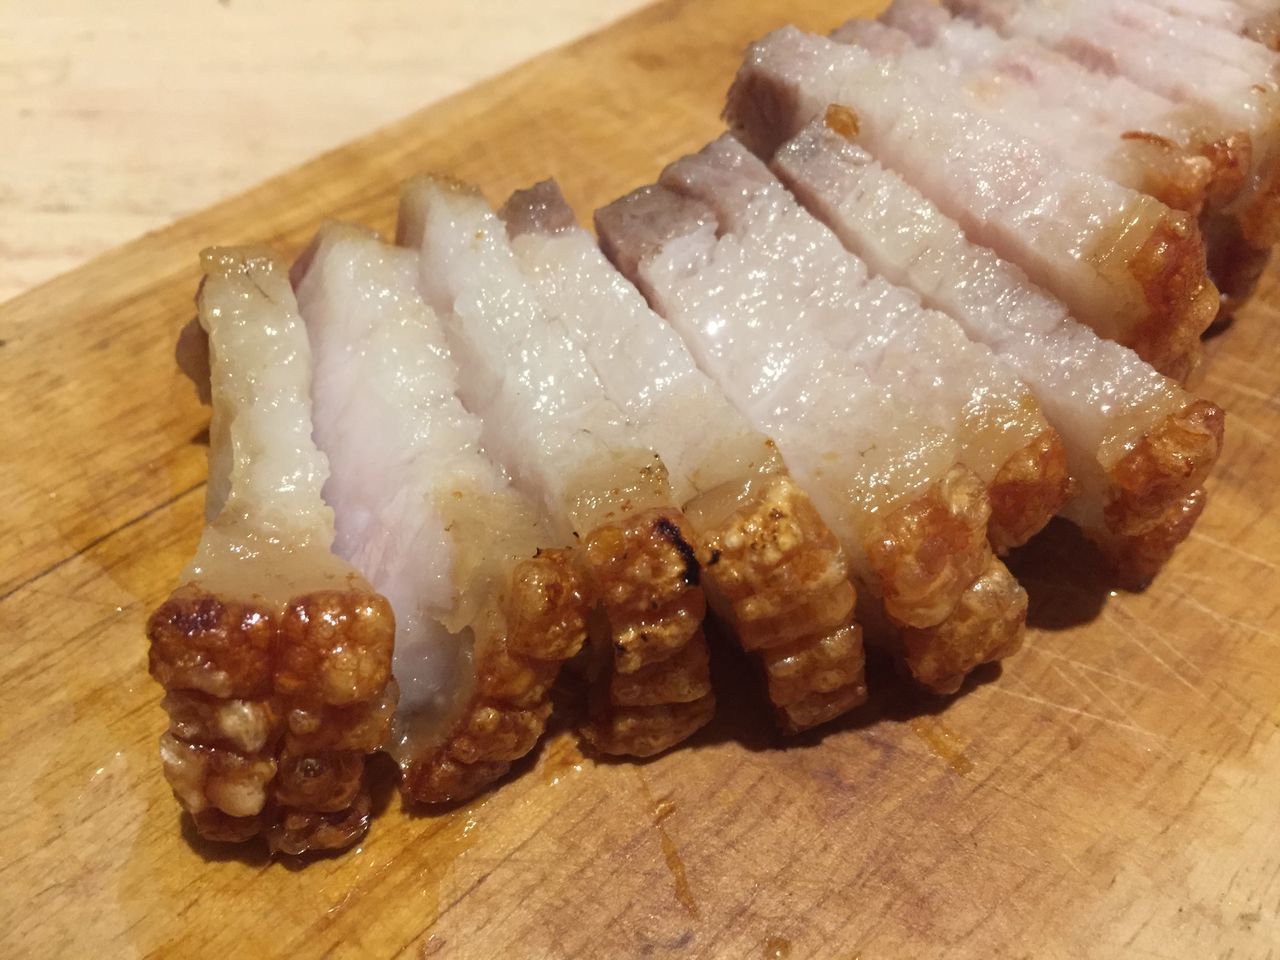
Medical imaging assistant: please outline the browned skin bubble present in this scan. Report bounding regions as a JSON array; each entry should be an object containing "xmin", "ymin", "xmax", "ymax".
[
  {"xmin": 1196, "ymin": 131, "xmax": 1252, "ymax": 211},
  {"xmin": 1127, "ymin": 212, "xmax": 1219, "ymax": 383},
  {"xmin": 1095, "ymin": 400, "xmax": 1225, "ymax": 585},
  {"xmin": 866, "ymin": 466, "xmax": 993, "ymax": 631},
  {"xmin": 1118, "ymin": 130, "xmax": 1213, "ymax": 216},
  {"xmin": 987, "ymin": 429, "xmax": 1074, "ymax": 556},
  {"xmin": 898, "ymin": 557, "xmax": 1028, "ymax": 694},
  {"xmin": 147, "ymin": 586, "xmax": 397, "ymax": 854},
  {"xmin": 693, "ymin": 471, "xmax": 865, "ymax": 732},
  {"xmin": 580, "ymin": 508, "xmax": 714, "ymax": 756},
  {"xmin": 402, "ymin": 549, "xmax": 589, "ymax": 804}
]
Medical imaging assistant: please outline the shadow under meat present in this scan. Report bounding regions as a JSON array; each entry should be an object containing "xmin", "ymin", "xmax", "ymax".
[{"xmin": 1005, "ymin": 517, "xmax": 1113, "ymax": 631}]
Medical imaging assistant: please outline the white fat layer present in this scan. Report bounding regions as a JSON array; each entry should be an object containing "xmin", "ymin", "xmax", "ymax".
[
  {"xmin": 662, "ymin": 138, "xmax": 1043, "ymax": 487},
  {"xmin": 743, "ymin": 29, "xmax": 1181, "ymax": 344},
  {"xmin": 400, "ymin": 181, "xmax": 669, "ymax": 536},
  {"xmin": 774, "ymin": 123, "xmax": 1189, "ymax": 529},
  {"xmin": 296, "ymin": 225, "xmax": 523, "ymax": 758},
  {"xmin": 187, "ymin": 247, "xmax": 353, "ymax": 605},
  {"xmin": 509, "ymin": 223, "xmax": 775, "ymax": 504}
]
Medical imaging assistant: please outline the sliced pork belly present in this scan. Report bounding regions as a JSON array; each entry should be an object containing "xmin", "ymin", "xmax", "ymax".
[
  {"xmin": 501, "ymin": 180, "xmax": 865, "ymax": 732},
  {"xmin": 397, "ymin": 178, "xmax": 712, "ymax": 756},
  {"xmin": 294, "ymin": 224, "xmax": 588, "ymax": 803},
  {"xmin": 1143, "ymin": 0, "xmax": 1280, "ymax": 50},
  {"xmin": 147, "ymin": 248, "xmax": 397, "ymax": 854},
  {"xmin": 724, "ymin": 27, "xmax": 1218, "ymax": 381},
  {"xmin": 596, "ymin": 167, "xmax": 1029, "ymax": 694},
  {"xmin": 775, "ymin": 112, "xmax": 1225, "ymax": 584},
  {"xmin": 846, "ymin": 3, "xmax": 1216, "ymax": 217},
  {"xmin": 944, "ymin": 0, "xmax": 1280, "ymax": 304}
]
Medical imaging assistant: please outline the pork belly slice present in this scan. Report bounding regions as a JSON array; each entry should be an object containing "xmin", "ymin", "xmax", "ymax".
[
  {"xmin": 775, "ymin": 112, "xmax": 1225, "ymax": 584},
  {"xmin": 656, "ymin": 135, "xmax": 1068, "ymax": 555},
  {"xmin": 294, "ymin": 225, "xmax": 588, "ymax": 803},
  {"xmin": 596, "ymin": 177, "xmax": 1027, "ymax": 695},
  {"xmin": 147, "ymin": 248, "xmax": 397, "ymax": 854},
  {"xmin": 845, "ymin": 4, "xmax": 1218, "ymax": 218},
  {"xmin": 724, "ymin": 27, "xmax": 1217, "ymax": 382},
  {"xmin": 1143, "ymin": 0, "xmax": 1280, "ymax": 50},
  {"xmin": 944, "ymin": 0, "xmax": 1280, "ymax": 303},
  {"xmin": 502, "ymin": 180, "xmax": 864, "ymax": 732},
  {"xmin": 397, "ymin": 177, "xmax": 712, "ymax": 756}
]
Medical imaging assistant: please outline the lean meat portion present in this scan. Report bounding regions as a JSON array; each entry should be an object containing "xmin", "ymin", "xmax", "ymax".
[
  {"xmin": 294, "ymin": 224, "xmax": 589, "ymax": 803},
  {"xmin": 725, "ymin": 27, "xmax": 1218, "ymax": 381},
  {"xmin": 943, "ymin": 0, "xmax": 1280, "ymax": 306},
  {"xmin": 398, "ymin": 178, "xmax": 713, "ymax": 756},
  {"xmin": 502, "ymin": 180, "xmax": 865, "ymax": 732},
  {"xmin": 147, "ymin": 248, "xmax": 397, "ymax": 854},
  {"xmin": 775, "ymin": 111, "xmax": 1225, "ymax": 584},
  {"xmin": 597, "ymin": 145, "xmax": 1034, "ymax": 695}
]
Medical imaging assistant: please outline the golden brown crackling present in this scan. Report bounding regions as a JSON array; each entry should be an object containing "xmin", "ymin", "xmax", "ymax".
[
  {"xmin": 402, "ymin": 549, "xmax": 589, "ymax": 805},
  {"xmin": 1196, "ymin": 131, "xmax": 1252, "ymax": 210},
  {"xmin": 987, "ymin": 429, "xmax": 1074, "ymax": 555},
  {"xmin": 1127, "ymin": 211, "xmax": 1218, "ymax": 382},
  {"xmin": 584, "ymin": 507, "xmax": 706, "ymax": 673},
  {"xmin": 1094, "ymin": 488, "xmax": 1207, "ymax": 589},
  {"xmin": 610, "ymin": 634, "xmax": 711, "ymax": 707},
  {"xmin": 583, "ymin": 691, "xmax": 716, "ymax": 758},
  {"xmin": 1237, "ymin": 152, "xmax": 1280, "ymax": 249},
  {"xmin": 1104, "ymin": 400, "xmax": 1224, "ymax": 538},
  {"xmin": 692, "ymin": 470, "xmax": 866, "ymax": 733},
  {"xmin": 147, "ymin": 584, "xmax": 397, "ymax": 853},
  {"xmin": 898, "ymin": 557, "xmax": 1027, "ymax": 695},
  {"xmin": 866, "ymin": 466, "xmax": 992, "ymax": 630},
  {"xmin": 266, "ymin": 792, "xmax": 373, "ymax": 856}
]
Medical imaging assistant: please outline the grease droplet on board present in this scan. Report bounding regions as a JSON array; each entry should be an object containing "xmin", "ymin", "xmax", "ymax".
[
  {"xmin": 762, "ymin": 935, "xmax": 792, "ymax": 959},
  {"xmin": 909, "ymin": 716, "xmax": 973, "ymax": 776}
]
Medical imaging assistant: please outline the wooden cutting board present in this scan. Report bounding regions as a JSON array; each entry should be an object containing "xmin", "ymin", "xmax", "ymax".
[{"xmin": 2, "ymin": 0, "xmax": 1277, "ymax": 956}]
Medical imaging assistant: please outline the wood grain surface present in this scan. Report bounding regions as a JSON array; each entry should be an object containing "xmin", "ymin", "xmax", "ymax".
[
  {"xmin": 0, "ymin": 0, "xmax": 647, "ymax": 302},
  {"xmin": 2, "ymin": 0, "xmax": 1278, "ymax": 957}
]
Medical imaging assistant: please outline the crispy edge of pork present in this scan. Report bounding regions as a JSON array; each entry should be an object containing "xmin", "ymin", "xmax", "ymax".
[{"xmin": 148, "ymin": 247, "xmax": 397, "ymax": 855}]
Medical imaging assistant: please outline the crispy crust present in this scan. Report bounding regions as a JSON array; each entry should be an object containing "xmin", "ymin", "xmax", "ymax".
[
  {"xmin": 1104, "ymin": 400, "xmax": 1225, "ymax": 537},
  {"xmin": 401, "ymin": 549, "xmax": 589, "ymax": 804},
  {"xmin": 1118, "ymin": 131, "xmax": 1214, "ymax": 216},
  {"xmin": 987, "ymin": 429, "xmax": 1074, "ymax": 555},
  {"xmin": 866, "ymin": 466, "xmax": 993, "ymax": 630},
  {"xmin": 148, "ymin": 585, "xmax": 397, "ymax": 854},
  {"xmin": 1127, "ymin": 212, "xmax": 1218, "ymax": 382},
  {"xmin": 897, "ymin": 556, "xmax": 1027, "ymax": 694},
  {"xmin": 1197, "ymin": 132, "xmax": 1253, "ymax": 211},
  {"xmin": 579, "ymin": 508, "xmax": 714, "ymax": 755},
  {"xmin": 691, "ymin": 471, "xmax": 866, "ymax": 732},
  {"xmin": 1093, "ymin": 400, "xmax": 1224, "ymax": 584},
  {"xmin": 1237, "ymin": 153, "xmax": 1280, "ymax": 250}
]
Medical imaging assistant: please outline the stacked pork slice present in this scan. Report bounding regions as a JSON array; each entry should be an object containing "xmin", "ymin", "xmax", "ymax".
[
  {"xmin": 596, "ymin": 136, "xmax": 1069, "ymax": 694},
  {"xmin": 148, "ymin": 0, "xmax": 1269, "ymax": 854},
  {"xmin": 148, "ymin": 249, "xmax": 398, "ymax": 854},
  {"xmin": 295, "ymin": 225, "xmax": 589, "ymax": 802},
  {"xmin": 397, "ymin": 178, "xmax": 714, "ymax": 758},
  {"xmin": 501, "ymin": 180, "xmax": 865, "ymax": 731}
]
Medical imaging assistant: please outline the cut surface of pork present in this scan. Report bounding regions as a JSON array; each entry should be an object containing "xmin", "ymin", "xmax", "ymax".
[
  {"xmin": 943, "ymin": 0, "xmax": 1280, "ymax": 305},
  {"xmin": 1141, "ymin": 0, "xmax": 1280, "ymax": 51},
  {"xmin": 656, "ymin": 136, "xmax": 1069, "ymax": 556},
  {"xmin": 846, "ymin": 2, "xmax": 1222, "ymax": 219},
  {"xmin": 398, "ymin": 177, "xmax": 713, "ymax": 756},
  {"xmin": 775, "ymin": 111, "xmax": 1225, "ymax": 584},
  {"xmin": 724, "ymin": 26, "xmax": 1219, "ymax": 381},
  {"xmin": 502, "ymin": 179, "xmax": 865, "ymax": 732},
  {"xmin": 596, "ymin": 152, "xmax": 1031, "ymax": 694},
  {"xmin": 147, "ymin": 248, "xmax": 397, "ymax": 854},
  {"xmin": 294, "ymin": 224, "xmax": 589, "ymax": 803}
]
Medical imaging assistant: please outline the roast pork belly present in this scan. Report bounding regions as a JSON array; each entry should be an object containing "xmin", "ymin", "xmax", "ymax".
[
  {"xmin": 294, "ymin": 224, "xmax": 588, "ymax": 803},
  {"xmin": 775, "ymin": 112, "xmax": 1225, "ymax": 585},
  {"xmin": 724, "ymin": 27, "xmax": 1218, "ymax": 381},
  {"xmin": 502, "ymin": 180, "xmax": 865, "ymax": 732},
  {"xmin": 398, "ymin": 178, "xmax": 713, "ymax": 757},
  {"xmin": 944, "ymin": 0, "xmax": 1280, "ymax": 305},
  {"xmin": 847, "ymin": 2, "xmax": 1223, "ymax": 218},
  {"xmin": 597, "ymin": 151, "xmax": 1033, "ymax": 695},
  {"xmin": 1141, "ymin": 0, "xmax": 1280, "ymax": 50},
  {"xmin": 147, "ymin": 248, "xmax": 397, "ymax": 854}
]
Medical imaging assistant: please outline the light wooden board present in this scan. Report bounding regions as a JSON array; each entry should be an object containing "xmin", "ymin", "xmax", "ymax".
[{"xmin": 2, "ymin": 1, "xmax": 1278, "ymax": 956}]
